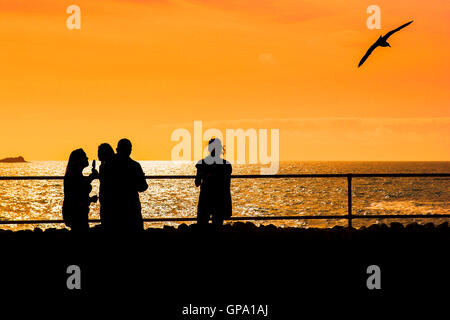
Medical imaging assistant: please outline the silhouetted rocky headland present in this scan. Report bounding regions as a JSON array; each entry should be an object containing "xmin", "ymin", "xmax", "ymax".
[{"xmin": 0, "ymin": 156, "xmax": 27, "ymax": 163}]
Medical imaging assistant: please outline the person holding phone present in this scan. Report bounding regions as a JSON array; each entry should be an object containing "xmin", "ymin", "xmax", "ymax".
[{"xmin": 62, "ymin": 148, "xmax": 98, "ymax": 233}]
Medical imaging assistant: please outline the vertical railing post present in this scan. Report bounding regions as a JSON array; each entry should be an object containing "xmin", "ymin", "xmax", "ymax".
[{"xmin": 347, "ymin": 174, "xmax": 352, "ymax": 229}]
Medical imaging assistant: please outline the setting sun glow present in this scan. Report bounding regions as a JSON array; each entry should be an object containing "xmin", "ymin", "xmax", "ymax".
[{"xmin": 0, "ymin": 0, "xmax": 449, "ymax": 161}]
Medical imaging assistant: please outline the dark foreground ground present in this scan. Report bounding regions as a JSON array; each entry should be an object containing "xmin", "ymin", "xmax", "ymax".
[{"xmin": 1, "ymin": 222, "xmax": 449, "ymax": 317}]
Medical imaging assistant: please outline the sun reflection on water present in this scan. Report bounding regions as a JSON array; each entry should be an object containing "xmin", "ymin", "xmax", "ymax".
[{"xmin": 0, "ymin": 161, "xmax": 449, "ymax": 230}]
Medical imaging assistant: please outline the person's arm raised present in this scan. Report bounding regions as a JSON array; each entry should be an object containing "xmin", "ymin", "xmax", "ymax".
[{"xmin": 87, "ymin": 160, "xmax": 99, "ymax": 182}]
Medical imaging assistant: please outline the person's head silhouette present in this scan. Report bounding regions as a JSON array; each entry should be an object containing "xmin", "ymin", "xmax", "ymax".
[
  {"xmin": 98, "ymin": 143, "xmax": 115, "ymax": 162},
  {"xmin": 65, "ymin": 148, "xmax": 88, "ymax": 176},
  {"xmin": 208, "ymin": 138, "xmax": 223, "ymax": 158},
  {"xmin": 204, "ymin": 138, "xmax": 224, "ymax": 164},
  {"xmin": 117, "ymin": 138, "xmax": 132, "ymax": 158}
]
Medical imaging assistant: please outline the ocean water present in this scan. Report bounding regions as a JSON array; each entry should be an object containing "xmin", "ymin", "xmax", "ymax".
[{"xmin": 0, "ymin": 161, "xmax": 449, "ymax": 230}]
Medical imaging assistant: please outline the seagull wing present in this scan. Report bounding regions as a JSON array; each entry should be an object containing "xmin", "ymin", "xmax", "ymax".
[
  {"xmin": 358, "ymin": 40, "xmax": 379, "ymax": 67},
  {"xmin": 384, "ymin": 20, "xmax": 413, "ymax": 40}
]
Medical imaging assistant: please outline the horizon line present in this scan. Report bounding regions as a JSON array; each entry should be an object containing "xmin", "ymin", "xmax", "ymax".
[{"xmin": 11, "ymin": 159, "xmax": 450, "ymax": 163}]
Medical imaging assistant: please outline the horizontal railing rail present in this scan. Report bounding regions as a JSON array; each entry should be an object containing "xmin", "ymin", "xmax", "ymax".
[
  {"xmin": 0, "ymin": 173, "xmax": 449, "ymax": 227},
  {"xmin": 1, "ymin": 173, "xmax": 450, "ymax": 180}
]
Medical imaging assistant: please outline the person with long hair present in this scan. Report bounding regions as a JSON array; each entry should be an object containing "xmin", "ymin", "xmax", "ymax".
[
  {"xmin": 62, "ymin": 148, "xmax": 98, "ymax": 233},
  {"xmin": 195, "ymin": 138, "xmax": 232, "ymax": 227},
  {"xmin": 97, "ymin": 143, "xmax": 116, "ymax": 229}
]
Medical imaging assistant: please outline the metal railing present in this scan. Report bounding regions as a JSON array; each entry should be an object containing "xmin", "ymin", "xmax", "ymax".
[{"xmin": 0, "ymin": 173, "xmax": 450, "ymax": 228}]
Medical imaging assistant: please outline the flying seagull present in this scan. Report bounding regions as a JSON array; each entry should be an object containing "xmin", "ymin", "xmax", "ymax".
[{"xmin": 358, "ymin": 20, "xmax": 413, "ymax": 67}]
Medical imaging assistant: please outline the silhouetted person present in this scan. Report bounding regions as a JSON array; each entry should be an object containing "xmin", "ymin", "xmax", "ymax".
[
  {"xmin": 62, "ymin": 148, "xmax": 98, "ymax": 233},
  {"xmin": 195, "ymin": 138, "xmax": 232, "ymax": 227},
  {"xmin": 114, "ymin": 138, "xmax": 148, "ymax": 232},
  {"xmin": 98, "ymin": 143, "xmax": 116, "ymax": 229}
]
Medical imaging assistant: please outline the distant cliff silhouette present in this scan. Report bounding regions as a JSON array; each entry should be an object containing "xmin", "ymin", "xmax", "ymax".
[{"xmin": 0, "ymin": 156, "xmax": 27, "ymax": 163}]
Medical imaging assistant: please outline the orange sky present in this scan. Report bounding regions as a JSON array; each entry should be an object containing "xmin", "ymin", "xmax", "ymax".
[{"xmin": 0, "ymin": 0, "xmax": 449, "ymax": 161}]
